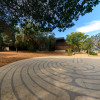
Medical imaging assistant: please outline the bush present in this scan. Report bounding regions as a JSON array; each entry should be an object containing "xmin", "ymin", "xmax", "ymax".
[
  {"xmin": 67, "ymin": 48, "xmax": 72, "ymax": 56},
  {"xmin": 89, "ymin": 51, "xmax": 98, "ymax": 55}
]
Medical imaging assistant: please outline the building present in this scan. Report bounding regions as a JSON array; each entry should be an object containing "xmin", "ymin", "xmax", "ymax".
[{"xmin": 55, "ymin": 37, "xmax": 73, "ymax": 52}]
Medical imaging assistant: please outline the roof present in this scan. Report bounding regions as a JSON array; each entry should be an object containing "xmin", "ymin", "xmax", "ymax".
[{"xmin": 56, "ymin": 37, "xmax": 65, "ymax": 42}]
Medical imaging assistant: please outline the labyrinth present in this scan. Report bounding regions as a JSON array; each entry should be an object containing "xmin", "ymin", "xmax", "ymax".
[{"xmin": 0, "ymin": 56, "xmax": 100, "ymax": 100}]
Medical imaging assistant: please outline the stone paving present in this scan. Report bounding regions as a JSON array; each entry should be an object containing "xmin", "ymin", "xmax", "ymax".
[{"xmin": 0, "ymin": 56, "xmax": 100, "ymax": 100}]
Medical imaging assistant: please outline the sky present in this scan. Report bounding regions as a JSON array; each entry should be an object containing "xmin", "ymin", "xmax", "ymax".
[{"xmin": 53, "ymin": 3, "xmax": 100, "ymax": 38}]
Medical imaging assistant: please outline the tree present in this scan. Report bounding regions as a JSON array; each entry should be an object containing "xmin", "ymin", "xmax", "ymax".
[
  {"xmin": 0, "ymin": 0, "xmax": 99, "ymax": 32},
  {"xmin": 91, "ymin": 33, "xmax": 100, "ymax": 49},
  {"xmin": 0, "ymin": 33, "xmax": 3, "ymax": 46},
  {"xmin": 15, "ymin": 33, "xmax": 24, "ymax": 52},
  {"xmin": 0, "ymin": 33, "xmax": 3, "ymax": 51},
  {"xmin": 83, "ymin": 38, "xmax": 94, "ymax": 55},
  {"xmin": 98, "ymin": 41, "xmax": 100, "ymax": 48},
  {"xmin": 21, "ymin": 20, "xmax": 39, "ymax": 50},
  {"xmin": 14, "ymin": 20, "xmax": 56, "ymax": 51},
  {"xmin": 2, "ymin": 34, "xmax": 13, "ymax": 48},
  {"xmin": 66, "ymin": 32, "xmax": 88, "ymax": 51},
  {"xmin": 48, "ymin": 33, "xmax": 56, "ymax": 51},
  {"xmin": 37, "ymin": 32, "xmax": 55, "ymax": 51}
]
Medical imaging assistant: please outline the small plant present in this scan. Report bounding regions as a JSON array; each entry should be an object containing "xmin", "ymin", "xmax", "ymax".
[
  {"xmin": 67, "ymin": 48, "xmax": 72, "ymax": 56},
  {"xmin": 89, "ymin": 51, "xmax": 98, "ymax": 55}
]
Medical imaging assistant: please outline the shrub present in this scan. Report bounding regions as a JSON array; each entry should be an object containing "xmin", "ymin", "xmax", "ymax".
[
  {"xmin": 89, "ymin": 51, "xmax": 98, "ymax": 55},
  {"xmin": 67, "ymin": 48, "xmax": 72, "ymax": 56}
]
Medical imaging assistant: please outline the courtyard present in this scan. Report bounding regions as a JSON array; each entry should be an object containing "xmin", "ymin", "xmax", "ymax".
[
  {"xmin": 1, "ymin": 0, "xmax": 100, "ymax": 100},
  {"xmin": 0, "ymin": 56, "xmax": 100, "ymax": 100}
]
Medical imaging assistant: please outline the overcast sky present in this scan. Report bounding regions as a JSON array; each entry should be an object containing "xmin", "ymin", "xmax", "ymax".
[{"xmin": 53, "ymin": 3, "xmax": 100, "ymax": 38}]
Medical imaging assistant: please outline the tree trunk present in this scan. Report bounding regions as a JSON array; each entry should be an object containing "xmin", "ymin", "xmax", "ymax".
[
  {"xmin": 88, "ymin": 49, "xmax": 90, "ymax": 56},
  {"xmin": 78, "ymin": 47, "xmax": 80, "ymax": 52},
  {"xmin": 8, "ymin": 44, "xmax": 10, "ymax": 51},
  {"xmin": 16, "ymin": 47, "xmax": 18, "ymax": 53}
]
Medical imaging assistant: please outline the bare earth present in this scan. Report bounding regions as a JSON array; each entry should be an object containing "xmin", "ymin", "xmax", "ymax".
[
  {"xmin": 0, "ymin": 51, "xmax": 66, "ymax": 67},
  {"xmin": 0, "ymin": 51, "xmax": 100, "ymax": 67}
]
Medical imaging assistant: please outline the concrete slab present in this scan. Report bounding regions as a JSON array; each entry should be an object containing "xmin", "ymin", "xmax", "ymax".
[{"xmin": 0, "ymin": 56, "xmax": 100, "ymax": 100}]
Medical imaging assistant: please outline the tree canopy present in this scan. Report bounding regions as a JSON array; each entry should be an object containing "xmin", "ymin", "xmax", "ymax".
[
  {"xmin": 0, "ymin": 0, "xmax": 100, "ymax": 32},
  {"xmin": 66, "ymin": 32, "xmax": 88, "ymax": 51},
  {"xmin": 2, "ymin": 34, "xmax": 13, "ymax": 47},
  {"xmin": 83, "ymin": 38, "xmax": 94, "ymax": 55},
  {"xmin": 91, "ymin": 33, "xmax": 100, "ymax": 49},
  {"xmin": 83, "ymin": 38, "xmax": 94, "ymax": 50}
]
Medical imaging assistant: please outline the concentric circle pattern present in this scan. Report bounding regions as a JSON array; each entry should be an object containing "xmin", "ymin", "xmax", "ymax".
[{"xmin": 0, "ymin": 56, "xmax": 100, "ymax": 100}]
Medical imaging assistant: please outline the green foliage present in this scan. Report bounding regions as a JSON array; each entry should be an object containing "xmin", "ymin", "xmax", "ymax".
[
  {"xmin": 91, "ymin": 33, "xmax": 100, "ymax": 49},
  {"xmin": 89, "ymin": 51, "xmax": 98, "ymax": 55},
  {"xmin": 13, "ymin": 20, "xmax": 56, "ymax": 51},
  {"xmin": 0, "ymin": 19, "xmax": 56, "ymax": 51},
  {"xmin": 48, "ymin": 34, "xmax": 56, "ymax": 51},
  {"xmin": 0, "ymin": 33, "xmax": 3, "ymax": 46},
  {"xmin": 0, "ymin": 0, "xmax": 99, "ymax": 31},
  {"xmin": 2, "ymin": 34, "xmax": 13, "ymax": 46},
  {"xmin": 66, "ymin": 32, "xmax": 88, "ymax": 51},
  {"xmin": 67, "ymin": 48, "xmax": 72, "ymax": 55},
  {"xmin": 83, "ymin": 38, "xmax": 94, "ymax": 55},
  {"xmin": 28, "ymin": 45, "xmax": 35, "ymax": 51},
  {"xmin": 83, "ymin": 38, "xmax": 94, "ymax": 50},
  {"xmin": 98, "ymin": 41, "xmax": 100, "ymax": 47},
  {"xmin": 20, "ymin": 20, "xmax": 56, "ymax": 51},
  {"xmin": 21, "ymin": 19, "xmax": 36, "ymax": 35},
  {"xmin": 15, "ymin": 33, "xmax": 24, "ymax": 48},
  {"xmin": 38, "ymin": 32, "xmax": 55, "ymax": 51},
  {"xmin": 21, "ymin": 20, "xmax": 41, "ymax": 50}
]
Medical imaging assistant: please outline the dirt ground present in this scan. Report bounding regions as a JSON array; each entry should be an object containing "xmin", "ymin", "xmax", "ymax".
[{"xmin": 0, "ymin": 51, "xmax": 100, "ymax": 67}]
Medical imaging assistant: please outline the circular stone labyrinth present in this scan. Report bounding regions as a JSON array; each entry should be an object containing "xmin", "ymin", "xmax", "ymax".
[{"xmin": 0, "ymin": 56, "xmax": 100, "ymax": 100}]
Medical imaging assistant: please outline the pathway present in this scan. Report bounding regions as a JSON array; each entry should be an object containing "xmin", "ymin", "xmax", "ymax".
[{"xmin": 0, "ymin": 56, "xmax": 100, "ymax": 100}]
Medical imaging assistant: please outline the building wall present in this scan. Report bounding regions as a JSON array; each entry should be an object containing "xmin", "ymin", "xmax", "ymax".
[
  {"xmin": 55, "ymin": 37, "xmax": 73, "ymax": 50},
  {"xmin": 55, "ymin": 45, "xmax": 73, "ymax": 50},
  {"xmin": 55, "ymin": 41, "xmax": 73, "ymax": 50}
]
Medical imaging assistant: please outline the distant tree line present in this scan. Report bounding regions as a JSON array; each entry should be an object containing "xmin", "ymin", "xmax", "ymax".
[
  {"xmin": 0, "ymin": 19, "xmax": 56, "ymax": 52},
  {"xmin": 66, "ymin": 32, "xmax": 100, "ymax": 55}
]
